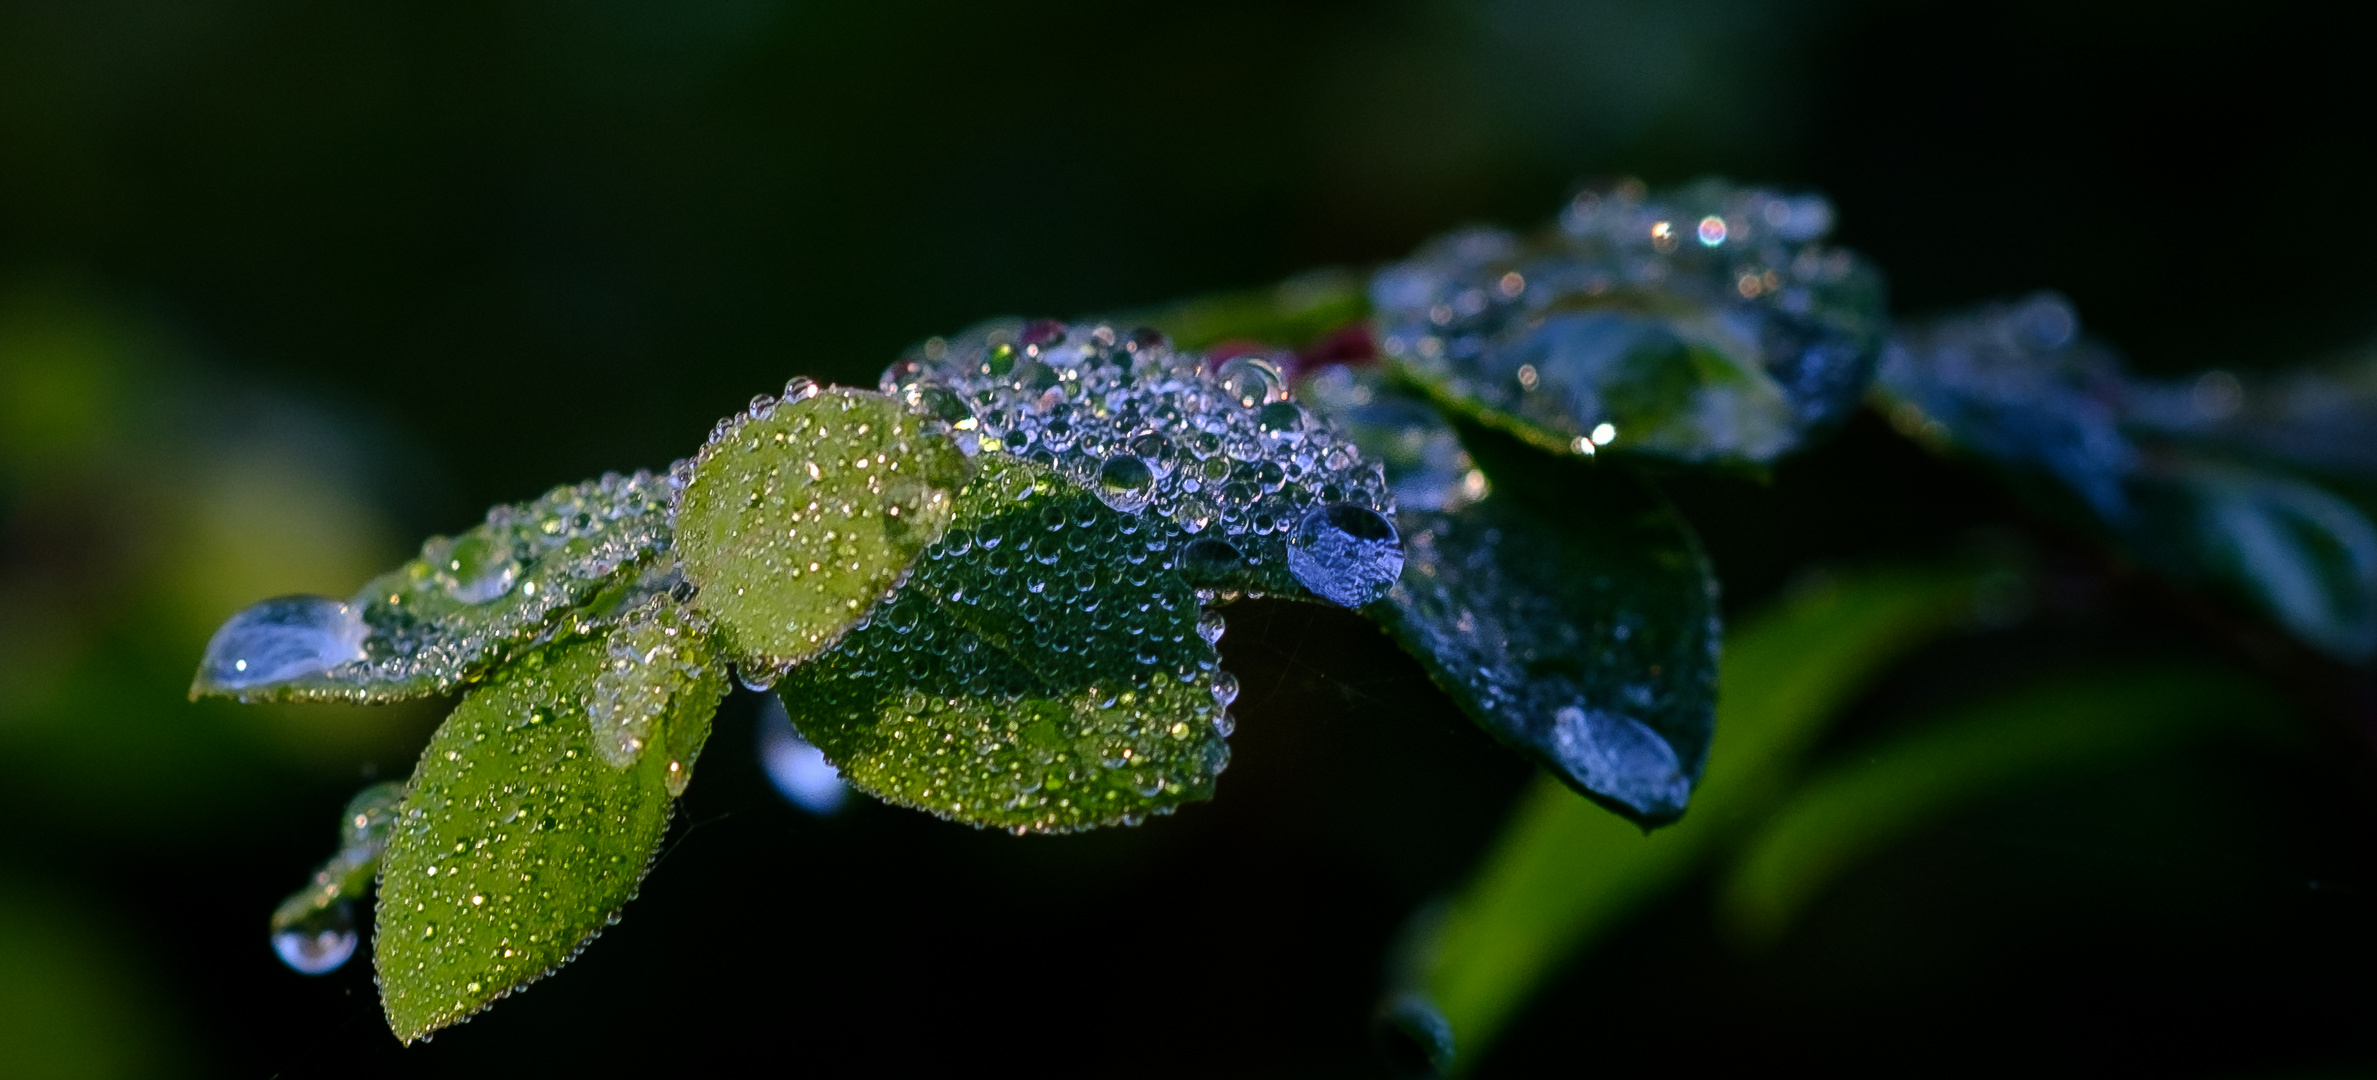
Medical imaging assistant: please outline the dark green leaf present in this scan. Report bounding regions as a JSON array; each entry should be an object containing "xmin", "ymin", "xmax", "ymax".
[
  {"xmin": 192, "ymin": 471, "xmax": 680, "ymax": 703},
  {"xmin": 677, "ymin": 385, "xmax": 975, "ymax": 684},
  {"xmin": 778, "ymin": 456, "xmax": 1234, "ymax": 833},
  {"xmin": 375, "ymin": 616, "xmax": 725, "ymax": 1043},
  {"xmin": 1374, "ymin": 179, "xmax": 1884, "ymax": 468},
  {"xmin": 1382, "ymin": 475, "xmax": 1719, "ymax": 825}
]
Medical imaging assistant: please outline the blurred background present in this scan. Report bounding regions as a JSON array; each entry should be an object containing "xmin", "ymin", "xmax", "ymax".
[{"xmin": 4, "ymin": 0, "xmax": 2375, "ymax": 1075}]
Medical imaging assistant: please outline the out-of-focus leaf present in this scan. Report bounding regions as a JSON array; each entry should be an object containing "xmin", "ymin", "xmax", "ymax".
[
  {"xmin": 191, "ymin": 470, "xmax": 680, "ymax": 703},
  {"xmin": 1404, "ymin": 567, "xmax": 1985, "ymax": 1071},
  {"xmin": 677, "ymin": 385, "xmax": 973, "ymax": 684},
  {"xmin": 1375, "ymin": 179, "xmax": 1885, "ymax": 468},
  {"xmin": 375, "ymin": 629, "xmax": 723, "ymax": 1043},
  {"xmin": 1119, "ymin": 267, "xmax": 1369, "ymax": 353},
  {"xmin": 1718, "ymin": 667, "xmax": 2289, "ymax": 947},
  {"xmin": 268, "ymin": 781, "xmax": 403, "ymax": 976},
  {"xmin": 882, "ymin": 318, "xmax": 1401, "ymax": 607},
  {"xmin": 778, "ymin": 457, "xmax": 1234, "ymax": 833},
  {"xmin": 1881, "ymin": 294, "xmax": 2377, "ymax": 662},
  {"xmin": 2135, "ymin": 460, "xmax": 2377, "ymax": 660}
]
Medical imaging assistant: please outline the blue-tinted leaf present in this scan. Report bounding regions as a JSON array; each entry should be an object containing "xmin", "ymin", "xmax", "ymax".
[
  {"xmin": 1882, "ymin": 294, "xmax": 2377, "ymax": 661},
  {"xmin": 192, "ymin": 470, "xmax": 681, "ymax": 703},
  {"xmin": 1402, "ymin": 568, "xmax": 1988, "ymax": 1069},
  {"xmin": 1718, "ymin": 666, "xmax": 2289, "ymax": 947},
  {"xmin": 777, "ymin": 457, "xmax": 1235, "ymax": 833},
  {"xmin": 1374, "ymin": 179, "xmax": 1886, "ymax": 467},
  {"xmin": 882, "ymin": 318, "xmax": 1399, "ymax": 607}
]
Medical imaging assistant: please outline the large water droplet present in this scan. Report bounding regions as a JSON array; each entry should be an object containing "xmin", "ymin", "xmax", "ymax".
[
  {"xmin": 1550, "ymin": 705, "xmax": 1690, "ymax": 818},
  {"xmin": 1095, "ymin": 454, "xmax": 1156, "ymax": 513},
  {"xmin": 272, "ymin": 899, "xmax": 359, "ymax": 975},
  {"xmin": 1288, "ymin": 503, "xmax": 1404, "ymax": 607},
  {"xmin": 1213, "ymin": 355, "xmax": 1285, "ymax": 408},
  {"xmin": 434, "ymin": 533, "xmax": 521, "ymax": 604},
  {"xmin": 1177, "ymin": 537, "xmax": 1245, "ymax": 582},
  {"xmin": 757, "ymin": 692, "xmax": 848, "ymax": 815},
  {"xmin": 197, "ymin": 596, "xmax": 369, "ymax": 691}
]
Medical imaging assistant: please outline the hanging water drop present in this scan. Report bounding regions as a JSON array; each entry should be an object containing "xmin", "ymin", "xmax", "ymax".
[
  {"xmin": 1288, "ymin": 502, "xmax": 1404, "ymax": 608},
  {"xmin": 756, "ymin": 692, "xmax": 849, "ymax": 814},
  {"xmin": 272, "ymin": 899, "xmax": 359, "ymax": 975},
  {"xmin": 1095, "ymin": 454, "xmax": 1156, "ymax": 513},
  {"xmin": 195, "ymin": 595, "xmax": 369, "ymax": 693}
]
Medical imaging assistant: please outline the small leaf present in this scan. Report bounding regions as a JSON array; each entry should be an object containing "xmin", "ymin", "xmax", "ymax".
[
  {"xmin": 375, "ymin": 625, "xmax": 724, "ymax": 1043},
  {"xmin": 2134, "ymin": 458, "xmax": 2377, "ymax": 661},
  {"xmin": 1404, "ymin": 567, "xmax": 1989, "ymax": 1068},
  {"xmin": 268, "ymin": 780, "xmax": 404, "ymax": 976},
  {"xmin": 883, "ymin": 318, "xmax": 1399, "ymax": 606},
  {"xmin": 1382, "ymin": 477, "xmax": 1719, "ymax": 825},
  {"xmin": 676, "ymin": 385, "xmax": 974, "ymax": 683},
  {"xmin": 1717, "ymin": 666, "xmax": 2287, "ymax": 947},
  {"xmin": 193, "ymin": 470, "xmax": 681, "ymax": 703},
  {"xmin": 1374, "ymin": 179, "xmax": 1884, "ymax": 468},
  {"xmin": 778, "ymin": 456, "xmax": 1233, "ymax": 832}
]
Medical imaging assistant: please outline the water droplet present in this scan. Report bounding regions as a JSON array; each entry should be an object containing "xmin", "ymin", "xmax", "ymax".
[
  {"xmin": 197, "ymin": 596, "xmax": 369, "ymax": 691},
  {"xmin": 757, "ymin": 692, "xmax": 848, "ymax": 815},
  {"xmin": 1213, "ymin": 356, "xmax": 1285, "ymax": 408},
  {"xmin": 433, "ymin": 533, "xmax": 521, "ymax": 604},
  {"xmin": 1288, "ymin": 503, "xmax": 1404, "ymax": 608},
  {"xmin": 1095, "ymin": 454, "xmax": 1156, "ymax": 512},
  {"xmin": 1211, "ymin": 670, "xmax": 1239, "ymax": 708},
  {"xmin": 272, "ymin": 900, "xmax": 359, "ymax": 975},
  {"xmin": 1177, "ymin": 537, "xmax": 1244, "ymax": 582}
]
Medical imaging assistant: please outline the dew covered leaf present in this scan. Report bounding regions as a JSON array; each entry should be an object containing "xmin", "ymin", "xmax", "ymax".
[
  {"xmin": 1374, "ymin": 179, "xmax": 1885, "ymax": 468},
  {"xmin": 1383, "ymin": 477, "xmax": 1720, "ymax": 826},
  {"xmin": 192, "ymin": 470, "xmax": 680, "ymax": 703},
  {"xmin": 676, "ymin": 385, "xmax": 974, "ymax": 683},
  {"xmin": 776, "ymin": 456, "xmax": 1234, "ymax": 833},
  {"xmin": 268, "ymin": 781, "xmax": 404, "ymax": 976},
  {"xmin": 884, "ymin": 318, "xmax": 1399, "ymax": 607},
  {"xmin": 375, "ymin": 615, "xmax": 725, "ymax": 1043}
]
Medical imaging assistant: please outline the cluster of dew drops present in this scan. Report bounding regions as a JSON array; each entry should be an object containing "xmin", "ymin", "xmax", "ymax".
[{"xmin": 883, "ymin": 319, "xmax": 1396, "ymax": 561}]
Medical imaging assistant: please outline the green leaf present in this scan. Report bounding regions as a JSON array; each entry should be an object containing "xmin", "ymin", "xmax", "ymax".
[
  {"xmin": 192, "ymin": 470, "xmax": 680, "ymax": 703},
  {"xmin": 1383, "ymin": 478, "xmax": 1720, "ymax": 826},
  {"xmin": 375, "ymin": 618, "xmax": 725, "ymax": 1043},
  {"xmin": 1374, "ymin": 179, "xmax": 1884, "ymax": 468},
  {"xmin": 267, "ymin": 781, "xmax": 404, "ymax": 975},
  {"xmin": 676, "ymin": 384, "xmax": 974, "ymax": 684},
  {"xmin": 777, "ymin": 456, "xmax": 1233, "ymax": 833},
  {"xmin": 1717, "ymin": 666, "xmax": 2288, "ymax": 948},
  {"xmin": 1403, "ymin": 567, "xmax": 1987, "ymax": 1070}
]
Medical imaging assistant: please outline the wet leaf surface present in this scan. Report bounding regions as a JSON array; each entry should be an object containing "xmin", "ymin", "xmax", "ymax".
[
  {"xmin": 376, "ymin": 629, "xmax": 724, "ymax": 1043},
  {"xmin": 777, "ymin": 457, "xmax": 1235, "ymax": 832},
  {"xmin": 677, "ymin": 385, "xmax": 973, "ymax": 683},
  {"xmin": 1374, "ymin": 179, "xmax": 1885, "ymax": 468},
  {"xmin": 192, "ymin": 471, "xmax": 680, "ymax": 703}
]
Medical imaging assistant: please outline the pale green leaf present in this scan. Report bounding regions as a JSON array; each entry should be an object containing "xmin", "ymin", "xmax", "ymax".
[
  {"xmin": 676, "ymin": 385, "xmax": 973, "ymax": 684},
  {"xmin": 375, "ymin": 618, "xmax": 725, "ymax": 1043}
]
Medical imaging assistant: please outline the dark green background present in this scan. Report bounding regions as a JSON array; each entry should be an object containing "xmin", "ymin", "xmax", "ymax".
[{"xmin": 3, "ymin": 1, "xmax": 2373, "ymax": 1075}]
